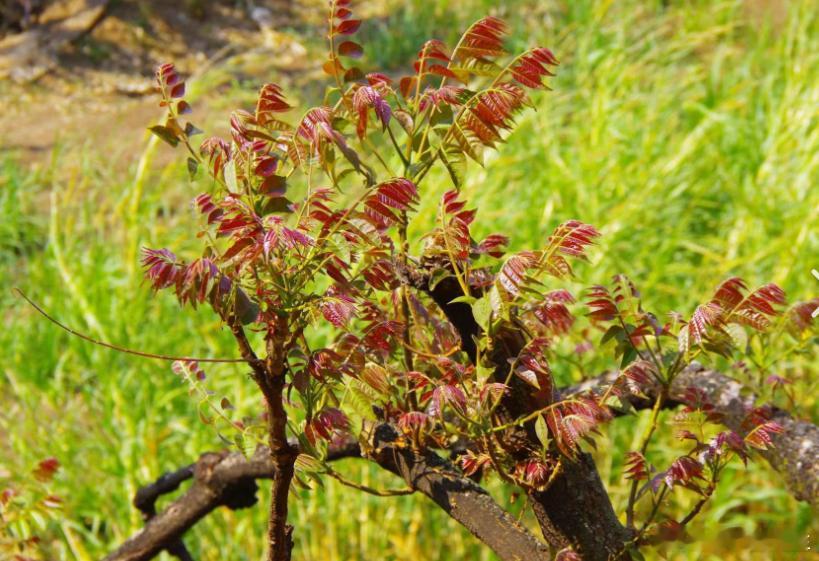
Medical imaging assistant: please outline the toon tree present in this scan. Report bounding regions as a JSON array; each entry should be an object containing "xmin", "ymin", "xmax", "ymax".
[{"xmin": 22, "ymin": 3, "xmax": 817, "ymax": 561}]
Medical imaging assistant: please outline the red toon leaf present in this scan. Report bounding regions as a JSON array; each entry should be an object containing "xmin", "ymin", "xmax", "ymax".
[{"xmin": 33, "ymin": 458, "xmax": 60, "ymax": 482}]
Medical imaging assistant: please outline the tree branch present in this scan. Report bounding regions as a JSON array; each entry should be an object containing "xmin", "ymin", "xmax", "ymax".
[
  {"xmin": 560, "ymin": 363, "xmax": 819, "ymax": 505},
  {"xmin": 401, "ymin": 259, "xmax": 631, "ymax": 560},
  {"xmin": 222, "ymin": 313, "xmax": 297, "ymax": 561},
  {"xmin": 131, "ymin": 465, "xmax": 196, "ymax": 561},
  {"xmin": 105, "ymin": 428, "xmax": 550, "ymax": 561},
  {"xmin": 368, "ymin": 423, "xmax": 551, "ymax": 561},
  {"xmin": 103, "ymin": 449, "xmax": 267, "ymax": 561}
]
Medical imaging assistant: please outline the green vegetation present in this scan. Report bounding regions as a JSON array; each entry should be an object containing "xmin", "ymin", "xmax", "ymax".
[{"xmin": 1, "ymin": 1, "xmax": 816, "ymax": 560}]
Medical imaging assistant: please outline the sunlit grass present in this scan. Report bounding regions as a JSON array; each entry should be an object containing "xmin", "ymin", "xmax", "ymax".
[{"xmin": 1, "ymin": 1, "xmax": 817, "ymax": 560}]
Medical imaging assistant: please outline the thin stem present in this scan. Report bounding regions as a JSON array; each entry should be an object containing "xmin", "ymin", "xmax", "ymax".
[
  {"xmin": 438, "ymin": 206, "xmax": 472, "ymax": 298},
  {"xmin": 291, "ymin": 186, "xmax": 372, "ymax": 285},
  {"xmin": 399, "ymin": 339, "xmax": 460, "ymax": 360},
  {"xmin": 625, "ymin": 390, "xmax": 666, "ymax": 528},
  {"xmin": 678, "ymin": 492, "xmax": 710, "ymax": 527},
  {"xmin": 325, "ymin": 468, "xmax": 414, "ymax": 496},
  {"xmin": 14, "ymin": 288, "xmax": 246, "ymax": 364},
  {"xmin": 386, "ymin": 122, "xmax": 410, "ymax": 169},
  {"xmin": 363, "ymin": 136, "xmax": 394, "ymax": 175},
  {"xmin": 483, "ymin": 436, "xmax": 515, "ymax": 484},
  {"xmin": 488, "ymin": 398, "xmax": 591, "ymax": 433},
  {"xmin": 637, "ymin": 485, "xmax": 668, "ymax": 537}
]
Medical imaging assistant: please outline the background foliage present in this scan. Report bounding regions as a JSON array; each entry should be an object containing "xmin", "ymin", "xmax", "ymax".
[{"xmin": 1, "ymin": 0, "xmax": 816, "ymax": 559}]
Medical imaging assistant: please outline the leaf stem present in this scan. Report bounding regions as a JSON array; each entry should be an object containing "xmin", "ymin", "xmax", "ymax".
[{"xmin": 626, "ymin": 389, "xmax": 666, "ymax": 527}]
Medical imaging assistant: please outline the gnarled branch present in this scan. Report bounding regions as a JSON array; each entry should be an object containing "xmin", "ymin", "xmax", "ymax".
[
  {"xmin": 403, "ymin": 259, "xmax": 632, "ymax": 560},
  {"xmin": 105, "ymin": 427, "xmax": 549, "ymax": 561},
  {"xmin": 104, "ymin": 449, "xmax": 268, "ymax": 561},
  {"xmin": 369, "ymin": 423, "xmax": 551, "ymax": 561},
  {"xmin": 560, "ymin": 363, "xmax": 819, "ymax": 505}
]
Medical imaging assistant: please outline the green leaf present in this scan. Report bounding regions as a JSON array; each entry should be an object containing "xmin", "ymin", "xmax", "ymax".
[
  {"xmin": 450, "ymin": 295, "xmax": 476, "ymax": 305},
  {"xmin": 601, "ymin": 325, "xmax": 623, "ymax": 345},
  {"xmin": 489, "ymin": 285, "xmax": 509, "ymax": 321},
  {"xmin": 472, "ymin": 295, "xmax": 492, "ymax": 331},
  {"xmin": 186, "ymin": 157, "xmax": 198, "ymax": 180},
  {"xmin": 620, "ymin": 345, "xmax": 638, "ymax": 368},
  {"xmin": 148, "ymin": 125, "xmax": 180, "ymax": 147},
  {"xmin": 224, "ymin": 159, "xmax": 238, "ymax": 193},
  {"xmin": 725, "ymin": 322, "xmax": 748, "ymax": 350},
  {"xmin": 441, "ymin": 148, "xmax": 466, "ymax": 189},
  {"xmin": 291, "ymin": 474, "xmax": 313, "ymax": 490},
  {"xmin": 260, "ymin": 196, "xmax": 294, "ymax": 214},
  {"xmin": 628, "ymin": 546, "xmax": 647, "ymax": 561},
  {"xmin": 348, "ymin": 379, "xmax": 379, "ymax": 420},
  {"xmin": 535, "ymin": 414, "xmax": 551, "ymax": 450},
  {"xmin": 429, "ymin": 105, "xmax": 454, "ymax": 127},
  {"xmin": 476, "ymin": 364, "xmax": 494, "ymax": 385},
  {"xmin": 295, "ymin": 453, "xmax": 324, "ymax": 473},
  {"xmin": 235, "ymin": 288, "xmax": 260, "ymax": 325}
]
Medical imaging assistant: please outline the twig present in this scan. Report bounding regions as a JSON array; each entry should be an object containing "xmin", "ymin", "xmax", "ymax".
[
  {"xmin": 560, "ymin": 363, "xmax": 819, "ymax": 506},
  {"xmin": 105, "ymin": 426, "xmax": 551, "ymax": 561},
  {"xmin": 13, "ymin": 288, "xmax": 246, "ymax": 363},
  {"xmin": 325, "ymin": 467, "xmax": 414, "ymax": 496},
  {"xmin": 626, "ymin": 390, "xmax": 666, "ymax": 528}
]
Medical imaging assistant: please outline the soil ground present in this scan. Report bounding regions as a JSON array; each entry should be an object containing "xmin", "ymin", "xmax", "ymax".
[{"xmin": 0, "ymin": 0, "xmax": 307, "ymax": 160}]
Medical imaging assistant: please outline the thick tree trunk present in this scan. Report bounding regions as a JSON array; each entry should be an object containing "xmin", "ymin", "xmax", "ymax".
[
  {"xmin": 530, "ymin": 453, "xmax": 633, "ymax": 560},
  {"xmin": 370, "ymin": 423, "xmax": 551, "ymax": 561},
  {"xmin": 407, "ymin": 262, "xmax": 631, "ymax": 559}
]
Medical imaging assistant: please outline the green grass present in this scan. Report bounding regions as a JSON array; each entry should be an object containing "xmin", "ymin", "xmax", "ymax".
[{"xmin": 2, "ymin": 1, "xmax": 817, "ymax": 560}]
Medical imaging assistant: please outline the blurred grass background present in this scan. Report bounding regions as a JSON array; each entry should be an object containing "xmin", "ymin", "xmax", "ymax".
[{"xmin": 1, "ymin": 0, "xmax": 817, "ymax": 559}]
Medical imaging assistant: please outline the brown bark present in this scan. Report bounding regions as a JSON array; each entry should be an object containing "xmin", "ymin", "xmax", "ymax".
[
  {"xmin": 369, "ymin": 423, "xmax": 551, "ymax": 561},
  {"xmin": 227, "ymin": 315, "xmax": 298, "ymax": 561},
  {"xmin": 403, "ymin": 260, "xmax": 631, "ymax": 560},
  {"xmin": 103, "ymin": 449, "xmax": 268, "ymax": 561},
  {"xmin": 530, "ymin": 452, "xmax": 632, "ymax": 558},
  {"xmin": 560, "ymin": 362, "xmax": 819, "ymax": 505},
  {"xmin": 104, "ymin": 365, "xmax": 818, "ymax": 561},
  {"xmin": 262, "ymin": 375, "xmax": 297, "ymax": 561},
  {"xmin": 131, "ymin": 464, "xmax": 196, "ymax": 561},
  {"xmin": 105, "ymin": 429, "xmax": 550, "ymax": 561}
]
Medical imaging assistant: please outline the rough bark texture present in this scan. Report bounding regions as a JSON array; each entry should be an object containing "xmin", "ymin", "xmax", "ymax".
[
  {"xmin": 105, "ymin": 361, "xmax": 819, "ymax": 561},
  {"xmin": 370, "ymin": 423, "xmax": 551, "ymax": 561},
  {"xmin": 103, "ymin": 449, "xmax": 267, "ymax": 561},
  {"xmin": 674, "ymin": 365, "xmax": 818, "ymax": 505},
  {"xmin": 259, "ymin": 375, "xmax": 298, "ymax": 561},
  {"xmin": 404, "ymin": 260, "xmax": 631, "ymax": 560},
  {"xmin": 131, "ymin": 464, "xmax": 196, "ymax": 561},
  {"xmin": 530, "ymin": 452, "xmax": 632, "ymax": 557},
  {"xmin": 105, "ymin": 429, "xmax": 550, "ymax": 561},
  {"xmin": 562, "ymin": 362, "xmax": 819, "ymax": 505}
]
